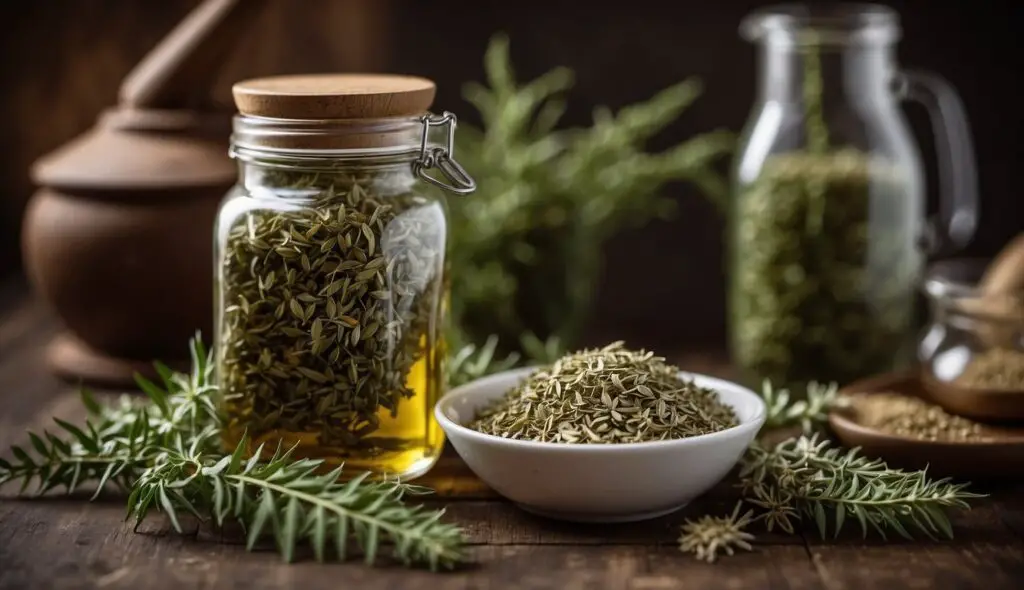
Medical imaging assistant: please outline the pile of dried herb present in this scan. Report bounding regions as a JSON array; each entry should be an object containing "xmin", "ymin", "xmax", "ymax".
[
  {"xmin": 852, "ymin": 391, "xmax": 991, "ymax": 442},
  {"xmin": 955, "ymin": 348, "xmax": 1024, "ymax": 391},
  {"xmin": 218, "ymin": 169, "xmax": 446, "ymax": 449},
  {"xmin": 469, "ymin": 341, "xmax": 738, "ymax": 443}
]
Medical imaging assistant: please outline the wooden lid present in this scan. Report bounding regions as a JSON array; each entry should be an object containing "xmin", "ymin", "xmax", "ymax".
[{"xmin": 232, "ymin": 74, "xmax": 436, "ymax": 120}]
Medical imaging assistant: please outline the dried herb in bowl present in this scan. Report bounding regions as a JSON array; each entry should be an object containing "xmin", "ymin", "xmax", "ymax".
[{"xmin": 468, "ymin": 341, "xmax": 738, "ymax": 443}]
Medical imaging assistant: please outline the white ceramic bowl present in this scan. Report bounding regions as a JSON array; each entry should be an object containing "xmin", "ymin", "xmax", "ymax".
[{"xmin": 435, "ymin": 367, "xmax": 766, "ymax": 523}]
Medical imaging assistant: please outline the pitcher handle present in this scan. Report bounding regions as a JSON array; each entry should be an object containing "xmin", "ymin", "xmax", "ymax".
[{"xmin": 897, "ymin": 70, "xmax": 979, "ymax": 256}]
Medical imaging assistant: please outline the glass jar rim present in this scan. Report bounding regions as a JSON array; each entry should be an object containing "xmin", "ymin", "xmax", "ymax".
[
  {"xmin": 229, "ymin": 111, "xmax": 477, "ymax": 196},
  {"xmin": 740, "ymin": 3, "xmax": 901, "ymax": 46},
  {"xmin": 230, "ymin": 113, "xmax": 424, "ymax": 158}
]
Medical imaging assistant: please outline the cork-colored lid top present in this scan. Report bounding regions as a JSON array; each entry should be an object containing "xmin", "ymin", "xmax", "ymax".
[{"xmin": 232, "ymin": 74, "xmax": 436, "ymax": 120}]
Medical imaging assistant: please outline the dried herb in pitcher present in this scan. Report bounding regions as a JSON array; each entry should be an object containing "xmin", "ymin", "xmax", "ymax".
[
  {"xmin": 469, "ymin": 342, "xmax": 738, "ymax": 443},
  {"xmin": 731, "ymin": 149, "xmax": 916, "ymax": 387},
  {"xmin": 730, "ymin": 41, "xmax": 916, "ymax": 388},
  {"xmin": 955, "ymin": 348, "xmax": 1024, "ymax": 391},
  {"xmin": 218, "ymin": 170, "xmax": 446, "ymax": 451}
]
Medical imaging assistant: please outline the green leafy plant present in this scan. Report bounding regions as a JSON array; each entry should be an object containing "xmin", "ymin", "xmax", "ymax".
[
  {"xmin": 679, "ymin": 379, "xmax": 983, "ymax": 560},
  {"xmin": 739, "ymin": 434, "xmax": 980, "ymax": 540},
  {"xmin": 0, "ymin": 336, "xmax": 465, "ymax": 570},
  {"xmin": 129, "ymin": 435, "xmax": 463, "ymax": 569},
  {"xmin": 760, "ymin": 380, "xmax": 846, "ymax": 433},
  {"xmin": 447, "ymin": 335, "xmax": 522, "ymax": 388},
  {"xmin": 0, "ymin": 341, "xmax": 218, "ymax": 497},
  {"xmin": 448, "ymin": 34, "xmax": 734, "ymax": 356}
]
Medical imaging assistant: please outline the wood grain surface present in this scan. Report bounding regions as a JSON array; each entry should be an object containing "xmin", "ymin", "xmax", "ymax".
[{"xmin": 2, "ymin": 278, "xmax": 1024, "ymax": 589}]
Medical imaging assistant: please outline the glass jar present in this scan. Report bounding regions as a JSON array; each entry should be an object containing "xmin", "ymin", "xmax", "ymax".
[
  {"xmin": 919, "ymin": 259, "xmax": 1024, "ymax": 393},
  {"xmin": 214, "ymin": 75, "xmax": 475, "ymax": 479},
  {"xmin": 730, "ymin": 3, "xmax": 979, "ymax": 389}
]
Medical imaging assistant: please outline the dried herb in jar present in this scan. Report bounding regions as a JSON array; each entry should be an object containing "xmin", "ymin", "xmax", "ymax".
[
  {"xmin": 218, "ymin": 170, "xmax": 446, "ymax": 449},
  {"xmin": 469, "ymin": 341, "xmax": 738, "ymax": 443}
]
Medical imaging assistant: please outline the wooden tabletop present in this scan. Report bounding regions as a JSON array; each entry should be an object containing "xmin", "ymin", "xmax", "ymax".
[{"xmin": 2, "ymin": 276, "xmax": 1024, "ymax": 589}]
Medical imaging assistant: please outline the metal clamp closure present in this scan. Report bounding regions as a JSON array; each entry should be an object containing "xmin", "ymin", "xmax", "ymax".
[{"xmin": 413, "ymin": 112, "xmax": 476, "ymax": 195}]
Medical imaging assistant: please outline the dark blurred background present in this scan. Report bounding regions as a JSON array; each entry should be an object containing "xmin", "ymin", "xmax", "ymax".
[{"xmin": 2, "ymin": 0, "xmax": 1021, "ymax": 352}]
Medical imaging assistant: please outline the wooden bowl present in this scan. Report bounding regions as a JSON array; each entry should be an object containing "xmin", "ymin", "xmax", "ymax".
[
  {"xmin": 828, "ymin": 371, "xmax": 1024, "ymax": 480},
  {"xmin": 922, "ymin": 374, "xmax": 1024, "ymax": 422}
]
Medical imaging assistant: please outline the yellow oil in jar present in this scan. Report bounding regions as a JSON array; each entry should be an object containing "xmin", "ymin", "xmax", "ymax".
[{"xmin": 221, "ymin": 338, "xmax": 446, "ymax": 480}]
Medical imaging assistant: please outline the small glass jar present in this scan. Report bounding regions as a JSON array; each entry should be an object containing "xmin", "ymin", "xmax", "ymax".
[
  {"xmin": 918, "ymin": 259, "xmax": 1024, "ymax": 406},
  {"xmin": 214, "ymin": 75, "xmax": 475, "ymax": 479}
]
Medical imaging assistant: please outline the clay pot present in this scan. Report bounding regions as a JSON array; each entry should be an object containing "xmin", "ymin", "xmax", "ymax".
[{"xmin": 23, "ymin": 108, "xmax": 235, "ymax": 384}]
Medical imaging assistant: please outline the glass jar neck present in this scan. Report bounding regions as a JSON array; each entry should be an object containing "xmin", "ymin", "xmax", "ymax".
[
  {"xmin": 926, "ymin": 283, "xmax": 1024, "ymax": 332},
  {"xmin": 743, "ymin": 3, "xmax": 901, "ymax": 104},
  {"xmin": 236, "ymin": 154, "xmax": 418, "ymax": 202},
  {"xmin": 754, "ymin": 42, "xmax": 896, "ymax": 104}
]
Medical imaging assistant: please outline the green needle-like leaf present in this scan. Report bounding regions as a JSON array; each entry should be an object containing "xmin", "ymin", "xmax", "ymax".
[
  {"xmin": 448, "ymin": 34, "xmax": 733, "ymax": 356},
  {"xmin": 738, "ymin": 432, "xmax": 984, "ymax": 543},
  {"xmin": 1, "ymin": 334, "xmax": 464, "ymax": 571}
]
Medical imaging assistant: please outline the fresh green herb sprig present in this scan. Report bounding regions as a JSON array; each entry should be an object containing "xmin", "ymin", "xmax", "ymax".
[
  {"xmin": 679, "ymin": 379, "xmax": 983, "ymax": 561},
  {"xmin": 760, "ymin": 380, "xmax": 846, "ymax": 433},
  {"xmin": 0, "ymin": 336, "xmax": 465, "ymax": 571},
  {"xmin": 447, "ymin": 335, "xmax": 522, "ymax": 389},
  {"xmin": 0, "ymin": 339, "xmax": 217, "ymax": 497},
  {"xmin": 0, "ymin": 392, "xmax": 152, "ymax": 498},
  {"xmin": 446, "ymin": 332, "xmax": 565, "ymax": 388},
  {"xmin": 129, "ymin": 435, "xmax": 464, "ymax": 569},
  {"xmin": 740, "ymin": 434, "xmax": 982, "ymax": 540}
]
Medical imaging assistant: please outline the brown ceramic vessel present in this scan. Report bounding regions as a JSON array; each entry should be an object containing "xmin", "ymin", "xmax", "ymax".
[{"xmin": 20, "ymin": 0, "xmax": 265, "ymax": 385}]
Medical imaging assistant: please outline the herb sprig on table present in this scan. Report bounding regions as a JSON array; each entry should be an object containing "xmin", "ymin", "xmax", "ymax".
[
  {"xmin": 0, "ymin": 336, "xmax": 464, "ymax": 571},
  {"xmin": 0, "ymin": 335, "xmax": 986, "ymax": 569},
  {"xmin": 678, "ymin": 381, "xmax": 984, "ymax": 563},
  {"xmin": 447, "ymin": 338, "xmax": 984, "ymax": 563}
]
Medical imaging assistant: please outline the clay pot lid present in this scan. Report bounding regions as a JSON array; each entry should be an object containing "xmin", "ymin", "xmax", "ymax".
[
  {"xmin": 31, "ymin": 107, "xmax": 236, "ymax": 191},
  {"xmin": 232, "ymin": 74, "xmax": 437, "ymax": 120}
]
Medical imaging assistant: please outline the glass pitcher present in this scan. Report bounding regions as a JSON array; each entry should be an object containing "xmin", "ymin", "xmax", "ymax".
[{"xmin": 729, "ymin": 3, "xmax": 978, "ymax": 389}]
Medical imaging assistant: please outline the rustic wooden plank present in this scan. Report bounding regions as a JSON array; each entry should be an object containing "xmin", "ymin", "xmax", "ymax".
[
  {"xmin": 0, "ymin": 306, "xmax": 70, "ymax": 451},
  {"xmin": 0, "ymin": 279, "xmax": 54, "ymax": 358},
  {"xmin": 8, "ymin": 497, "xmax": 1024, "ymax": 590},
  {"xmin": 412, "ymin": 450, "xmax": 498, "ymax": 499},
  {"xmin": 1, "ymin": 506, "xmax": 821, "ymax": 590},
  {"xmin": 807, "ymin": 543, "xmax": 1024, "ymax": 590},
  {"xmin": 431, "ymin": 495, "xmax": 800, "ymax": 547},
  {"xmin": 640, "ymin": 544, "xmax": 825, "ymax": 590}
]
